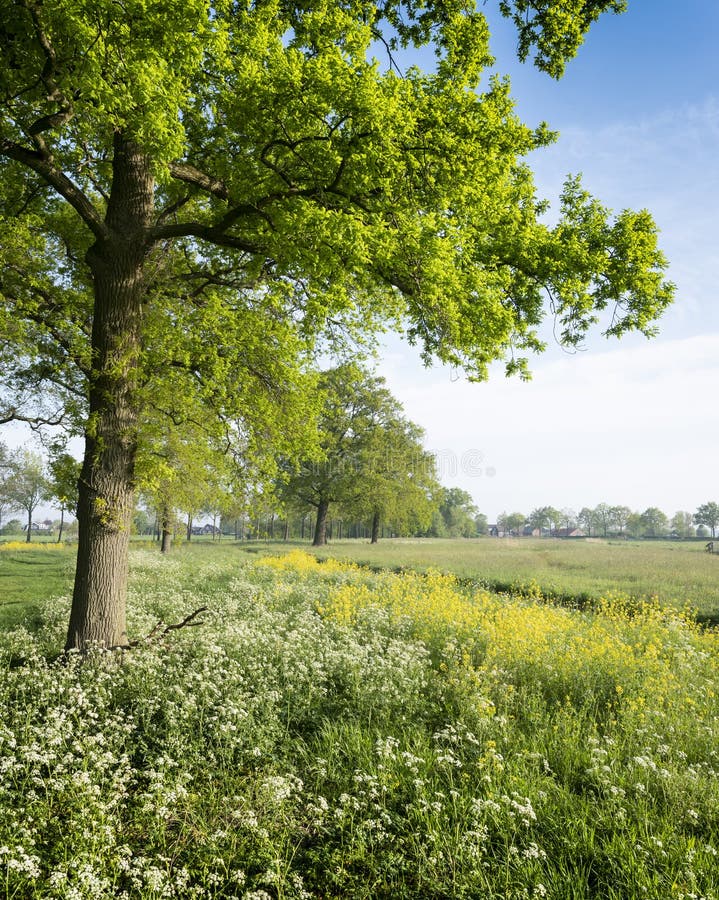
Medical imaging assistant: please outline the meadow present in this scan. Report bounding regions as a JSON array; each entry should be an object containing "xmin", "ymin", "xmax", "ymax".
[
  {"xmin": 0, "ymin": 541, "xmax": 75, "ymax": 630},
  {"xmin": 1, "ymin": 540, "xmax": 718, "ymax": 898},
  {"xmin": 310, "ymin": 537, "xmax": 719, "ymax": 623}
]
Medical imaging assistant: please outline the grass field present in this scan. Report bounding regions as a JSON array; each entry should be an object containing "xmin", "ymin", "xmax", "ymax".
[
  {"xmin": 1, "ymin": 543, "xmax": 718, "ymax": 898},
  {"xmin": 308, "ymin": 537, "xmax": 719, "ymax": 621},
  {"xmin": 0, "ymin": 542, "xmax": 75, "ymax": 630},
  {"xmin": 4, "ymin": 536, "xmax": 719, "ymax": 623}
]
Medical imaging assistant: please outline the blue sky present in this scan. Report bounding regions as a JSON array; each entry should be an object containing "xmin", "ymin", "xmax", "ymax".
[{"xmin": 378, "ymin": 0, "xmax": 719, "ymax": 520}]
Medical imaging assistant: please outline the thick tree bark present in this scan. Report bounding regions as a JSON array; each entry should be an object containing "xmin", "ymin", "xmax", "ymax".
[
  {"xmin": 161, "ymin": 506, "xmax": 173, "ymax": 554},
  {"xmin": 313, "ymin": 499, "xmax": 330, "ymax": 546},
  {"xmin": 371, "ymin": 509, "xmax": 380, "ymax": 544},
  {"xmin": 65, "ymin": 137, "xmax": 153, "ymax": 651}
]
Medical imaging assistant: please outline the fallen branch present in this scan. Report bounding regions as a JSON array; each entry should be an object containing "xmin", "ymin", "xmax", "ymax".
[{"xmin": 127, "ymin": 606, "xmax": 209, "ymax": 647}]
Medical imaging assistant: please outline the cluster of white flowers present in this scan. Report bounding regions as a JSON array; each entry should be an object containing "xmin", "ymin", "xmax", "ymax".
[{"xmin": 1, "ymin": 546, "xmax": 719, "ymax": 897}]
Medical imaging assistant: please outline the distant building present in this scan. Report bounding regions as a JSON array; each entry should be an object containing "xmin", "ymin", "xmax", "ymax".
[
  {"xmin": 191, "ymin": 523, "xmax": 219, "ymax": 536},
  {"xmin": 553, "ymin": 527, "xmax": 585, "ymax": 538},
  {"xmin": 23, "ymin": 520, "xmax": 53, "ymax": 532}
]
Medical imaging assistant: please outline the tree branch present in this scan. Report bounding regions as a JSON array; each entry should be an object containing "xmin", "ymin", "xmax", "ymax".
[
  {"xmin": 0, "ymin": 138, "xmax": 109, "ymax": 241},
  {"xmin": 0, "ymin": 408, "xmax": 69, "ymax": 428},
  {"xmin": 20, "ymin": 0, "xmax": 77, "ymax": 141},
  {"xmin": 125, "ymin": 606, "xmax": 209, "ymax": 647},
  {"xmin": 168, "ymin": 161, "xmax": 230, "ymax": 201},
  {"xmin": 147, "ymin": 221, "xmax": 262, "ymax": 254},
  {"xmin": 0, "ymin": 280, "xmax": 92, "ymax": 377}
]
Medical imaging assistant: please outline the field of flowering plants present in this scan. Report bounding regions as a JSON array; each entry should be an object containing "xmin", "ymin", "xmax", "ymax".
[{"xmin": 2, "ymin": 545, "xmax": 719, "ymax": 898}]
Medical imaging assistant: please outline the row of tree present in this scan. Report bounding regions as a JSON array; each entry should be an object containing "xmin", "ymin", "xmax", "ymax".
[
  {"xmin": 1, "ymin": 364, "xmax": 484, "ymax": 548},
  {"xmin": 496, "ymin": 503, "xmax": 719, "ymax": 539},
  {"xmin": 0, "ymin": 445, "xmax": 79, "ymax": 541}
]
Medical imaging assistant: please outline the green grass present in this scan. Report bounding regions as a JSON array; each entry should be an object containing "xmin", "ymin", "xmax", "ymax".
[
  {"xmin": 0, "ymin": 544, "xmax": 75, "ymax": 629},
  {"xmin": 1, "ymin": 546, "xmax": 718, "ymax": 898},
  {"xmin": 4, "ymin": 537, "xmax": 719, "ymax": 632},
  {"xmin": 306, "ymin": 537, "xmax": 719, "ymax": 621}
]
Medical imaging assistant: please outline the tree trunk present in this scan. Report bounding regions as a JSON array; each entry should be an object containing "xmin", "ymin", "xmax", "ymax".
[
  {"xmin": 187, "ymin": 513, "xmax": 193, "ymax": 542},
  {"xmin": 25, "ymin": 509, "xmax": 32, "ymax": 542},
  {"xmin": 284, "ymin": 519, "xmax": 290, "ymax": 541},
  {"xmin": 65, "ymin": 136, "xmax": 154, "ymax": 651},
  {"xmin": 57, "ymin": 506, "xmax": 65, "ymax": 544},
  {"xmin": 371, "ymin": 509, "xmax": 380, "ymax": 544},
  {"xmin": 313, "ymin": 499, "xmax": 330, "ymax": 546},
  {"xmin": 161, "ymin": 506, "xmax": 173, "ymax": 554}
]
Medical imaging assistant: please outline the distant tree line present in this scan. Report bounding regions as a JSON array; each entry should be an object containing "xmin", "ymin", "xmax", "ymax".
[
  {"xmin": 1, "ymin": 365, "xmax": 490, "ymax": 548},
  {"xmin": 494, "ymin": 503, "xmax": 719, "ymax": 539}
]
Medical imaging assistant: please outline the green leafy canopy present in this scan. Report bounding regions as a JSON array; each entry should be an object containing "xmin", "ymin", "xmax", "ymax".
[{"xmin": 0, "ymin": 0, "xmax": 672, "ymax": 400}]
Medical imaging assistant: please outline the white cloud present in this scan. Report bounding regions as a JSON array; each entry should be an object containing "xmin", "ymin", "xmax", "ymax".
[{"xmin": 378, "ymin": 333, "xmax": 718, "ymax": 518}]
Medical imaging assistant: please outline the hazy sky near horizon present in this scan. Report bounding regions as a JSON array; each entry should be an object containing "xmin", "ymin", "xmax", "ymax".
[{"xmin": 377, "ymin": 0, "xmax": 719, "ymax": 520}]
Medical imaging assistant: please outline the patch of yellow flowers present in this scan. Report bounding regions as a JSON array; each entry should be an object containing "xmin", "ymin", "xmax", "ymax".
[
  {"xmin": 256, "ymin": 548, "xmax": 354, "ymax": 575},
  {"xmin": 258, "ymin": 551, "xmax": 719, "ymax": 720},
  {"xmin": 0, "ymin": 541, "xmax": 66, "ymax": 551}
]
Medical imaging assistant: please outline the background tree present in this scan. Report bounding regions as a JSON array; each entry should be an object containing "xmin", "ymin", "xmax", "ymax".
[
  {"xmin": 475, "ymin": 513, "xmax": 489, "ymax": 536},
  {"xmin": 434, "ymin": 488, "xmax": 480, "ymax": 538},
  {"xmin": 132, "ymin": 507, "xmax": 153, "ymax": 537},
  {"xmin": 610, "ymin": 505, "xmax": 632, "ymax": 537},
  {"xmin": 640, "ymin": 507, "xmax": 669, "ymax": 538},
  {"xmin": 0, "ymin": 440, "xmax": 16, "ymax": 533},
  {"xmin": 559, "ymin": 508, "xmax": 578, "ymax": 531},
  {"xmin": 528, "ymin": 507, "xmax": 549, "ymax": 535},
  {"xmin": 136, "ymin": 416, "xmax": 234, "ymax": 554},
  {"xmin": 355, "ymin": 420, "xmax": 439, "ymax": 543},
  {"xmin": 47, "ymin": 451, "xmax": 81, "ymax": 543},
  {"xmin": 4, "ymin": 449, "xmax": 49, "ymax": 542},
  {"xmin": 626, "ymin": 512, "xmax": 645, "ymax": 539},
  {"xmin": 528, "ymin": 505, "xmax": 561, "ymax": 536},
  {"xmin": 1, "ymin": 518, "xmax": 22, "ymax": 537},
  {"xmin": 578, "ymin": 507, "xmax": 598, "ymax": 537},
  {"xmin": 593, "ymin": 503, "xmax": 614, "ymax": 538},
  {"xmin": 0, "ymin": 0, "xmax": 674, "ymax": 649},
  {"xmin": 280, "ymin": 365, "xmax": 433, "ymax": 546},
  {"xmin": 694, "ymin": 502, "xmax": 719, "ymax": 539},
  {"xmin": 498, "ymin": 511, "xmax": 527, "ymax": 536},
  {"xmin": 670, "ymin": 511, "xmax": 695, "ymax": 539}
]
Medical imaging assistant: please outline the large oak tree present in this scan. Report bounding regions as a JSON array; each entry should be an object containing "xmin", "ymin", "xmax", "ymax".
[{"xmin": 0, "ymin": 0, "xmax": 673, "ymax": 648}]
